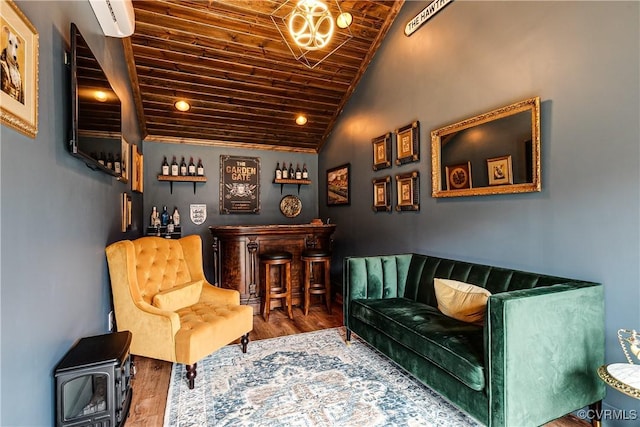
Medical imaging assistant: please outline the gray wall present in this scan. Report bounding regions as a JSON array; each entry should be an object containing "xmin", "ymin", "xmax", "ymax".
[
  {"xmin": 0, "ymin": 1, "xmax": 141, "ymax": 425},
  {"xmin": 142, "ymin": 142, "xmax": 319, "ymax": 283},
  {"xmin": 319, "ymin": 1, "xmax": 639, "ymax": 422}
]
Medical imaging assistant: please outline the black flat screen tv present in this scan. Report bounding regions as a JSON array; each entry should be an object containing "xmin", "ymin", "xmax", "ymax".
[{"xmin": 68, "ymin": 23, "xmax": 123, "ymax": 177}]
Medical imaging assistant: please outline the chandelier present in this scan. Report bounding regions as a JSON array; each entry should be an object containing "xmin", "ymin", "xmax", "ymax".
[{"xmin": 271, "ymin": 0, "xmax": 353, "ymax": 69}]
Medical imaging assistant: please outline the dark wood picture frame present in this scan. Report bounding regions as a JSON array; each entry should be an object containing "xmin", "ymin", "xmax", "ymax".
[
  {"xmin": 395, "ymin": 121, "xmax": 420, "ymax": 165},
  {"xmin": 327, "ymin": 163, "xmax": 350, "ymax": 206},
  {"xmin": 445, "ymin": 161, "xmax": 472, "ymax": 190},
  {"xmin": 372, "ymin": 132, "xmax": 392, "ymax": 171},
  {"xmin": 372, "ymin": 176, "xmax": 392, "ymax": 212},
  {"xmin": 395, "ymin": 171, "xmax": 419, "ymax": 211}
]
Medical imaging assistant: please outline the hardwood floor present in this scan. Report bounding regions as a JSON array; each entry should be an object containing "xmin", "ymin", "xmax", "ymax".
[{"xmin": 125, "ymin": 301, "xmax": 589, "ymax": 427}]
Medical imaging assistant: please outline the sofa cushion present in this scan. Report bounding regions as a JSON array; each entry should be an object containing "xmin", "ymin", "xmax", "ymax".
[
  {"xmin": 152, "ymin": 280, "xmax": 203, "ymax": 311},
  {"xmin": 434, "ymin": 278, "xmax": 491, "ymax": 325},
  {"xmin": 350, "ymin": 297, "xmax": 485, "ymax": 391}
]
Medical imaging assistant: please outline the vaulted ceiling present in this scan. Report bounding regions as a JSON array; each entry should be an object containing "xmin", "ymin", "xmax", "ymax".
[{"xmin": 123, "ymin": 0, "xmax": 404, "ymax": 153}]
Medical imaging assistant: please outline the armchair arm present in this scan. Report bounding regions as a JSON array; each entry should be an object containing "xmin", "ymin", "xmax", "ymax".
[
  {"xmin": 200, "ymin": 283, "xmax": 240, "ymax": 305},
  {"xmin": 486, "ymin": 282, "xmax": 605, "ymax": 427},
  {"xmin": 123, "ymin": 301, "xmax": 181, "ymax": 361}
]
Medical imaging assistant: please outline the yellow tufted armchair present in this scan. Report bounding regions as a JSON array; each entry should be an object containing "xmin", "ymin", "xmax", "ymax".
[{"xmin": 105, "ymin": 235, "xmax": 253, "ymax": 389}]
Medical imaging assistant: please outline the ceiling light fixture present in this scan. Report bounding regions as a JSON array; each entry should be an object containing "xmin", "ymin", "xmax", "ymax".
[
  {"xmin": 174, "ymin": 100, "xmax": 190, "ymax": 112},
  {"xmin": 296, "ymin": 115, "xmax": 308, "ymax": 125},
  {"xmin": 271, "ymin": 0, "xmax": 353, "ymax": 69},
  {"xmin": 336, "ymin": 12, "xmax": 353, "ymax": 29}
]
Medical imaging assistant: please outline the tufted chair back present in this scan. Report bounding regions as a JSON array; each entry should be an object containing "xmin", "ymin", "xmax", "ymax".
[{"xmin": 132, "ymin": 237, "xmax": 195, "ymax": 305}]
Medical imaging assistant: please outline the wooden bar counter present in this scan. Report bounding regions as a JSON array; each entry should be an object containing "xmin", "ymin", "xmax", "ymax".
[{"xmin": 209, "ymin": 223, "xmax": 336, "ymax": 313}]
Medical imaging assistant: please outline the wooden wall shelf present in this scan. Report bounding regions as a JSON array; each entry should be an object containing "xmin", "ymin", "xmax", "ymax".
[
  {"xmin": 157, "ymin": 175, "xmax": 207, "ymax": 194},
  {"xmin": 273, "ymin": 178, "xmax": 311, "ymax": 194}
]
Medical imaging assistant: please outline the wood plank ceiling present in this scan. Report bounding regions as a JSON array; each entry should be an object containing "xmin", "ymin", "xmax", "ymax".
[{"xmin": 124, "ymin": 0, "xmax": 404, "ymax": 152}]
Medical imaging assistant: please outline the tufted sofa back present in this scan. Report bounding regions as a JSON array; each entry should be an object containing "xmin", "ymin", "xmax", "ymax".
[
  {"xmin": 344, "ymin": 253, "xmax": 587, "ymax": 309},
  {"xmin": 131, "ymin": 237, "xmax": 194, "ymax": 304}
]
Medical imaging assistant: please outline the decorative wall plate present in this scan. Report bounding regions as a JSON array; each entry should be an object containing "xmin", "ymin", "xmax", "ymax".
[{"xmin": 280, "ymin": 195, "xmax": 302, "ymax": 218}]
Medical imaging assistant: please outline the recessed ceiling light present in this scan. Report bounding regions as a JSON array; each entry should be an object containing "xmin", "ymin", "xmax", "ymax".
[
  {"xmin": 296, "ymin": 115, "xmax": 308, "ymax": 125},
  {"xmin": 336, "ymin": 12, "xmax": 353, "ymax": 29},
  {"xmin": 94, "ymin": 91, "xmax": 108, "ymax": 102},
  {"xmin": 174, "ymin": 100, "xmax": 191, "ymax": 112}
]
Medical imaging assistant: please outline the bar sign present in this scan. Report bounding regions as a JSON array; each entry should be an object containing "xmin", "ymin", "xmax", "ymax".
[{"xmin": 404, "ymin": 0, "xmax": 453, "ymax": 37}]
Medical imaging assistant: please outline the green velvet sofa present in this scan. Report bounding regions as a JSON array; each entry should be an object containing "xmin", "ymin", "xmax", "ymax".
[{"xmin": 343, "ymin": 254, "xmax": 605, "ymax": 427}]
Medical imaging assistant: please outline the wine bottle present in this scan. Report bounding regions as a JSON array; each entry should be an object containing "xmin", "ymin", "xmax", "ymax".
[
  {"xmin": 282, "ymin": 161, "xmax": 289, "ymax": 179},
  {"xmin": 289, "ymin": 163, "xmax": 295, "ymax": 179},
  {"xmin": 114, "ymin": 153, "xmax": 122, "ymax": 174},
  {"xmin": 180, "ymin": 156, "xmax": 187, "ymax": 176},
  {"xmin": 98, "ymin": 152, "xmax": 106, "ymax": 166},
  {"xmin": 188, "ymin": 157, "xmax": 196, "ymax": 176},
  {"xmin": 275, "ymin": 162, "xmax": 282, "ymax": 180},
  {"xmin": 196, "ymin": 158, "xmax": 205, "ymax": 176},
  {"xmin": 172, "ymin": 207, "xmax": 181, "ymax": 226},
  {"xmin": 161, "ymin": 206, "xmax": 170, "ymax": 226},
  {"xmin": 162, "ymin": 156, "xmax": 170, "ymax": 175},
  {"xmin": 171, "ymin": 156, "xmax": 179, "ymax": 176},
  {"xmin": 295, "ymin": 163, "xmax": 302, "ymax": 180},
  {"xmin": 302, "ymin": 163, "xmax": 308, "ymax": 179},
  {"xmin": 150, "ymin": 206, "xmax": 159, "ymax": 227},
  {"xmin": 106, "ymin": 153, "xmax": 114, "ymax": 170}
]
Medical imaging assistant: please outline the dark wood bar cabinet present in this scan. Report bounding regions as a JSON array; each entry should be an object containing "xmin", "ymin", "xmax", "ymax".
[{"xmin": 209, "ymin": 224, "xmax": 336, "ymax": 313}]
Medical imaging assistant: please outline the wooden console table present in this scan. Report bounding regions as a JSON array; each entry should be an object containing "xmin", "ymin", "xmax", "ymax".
[{"xmin": 209, "ymin": 224, "xmax": 336, "ymax": 312}]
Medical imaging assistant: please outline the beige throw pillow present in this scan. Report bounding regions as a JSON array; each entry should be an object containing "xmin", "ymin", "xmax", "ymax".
[
  {"xmin": 152, "ymin": 279, "xmax": 203, "ymax": 311},
  {"xmin": 434, "ymin": 278, "xmax": 491, "ymax": 325}
]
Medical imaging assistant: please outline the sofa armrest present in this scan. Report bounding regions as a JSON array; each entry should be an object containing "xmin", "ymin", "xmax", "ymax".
[
  {"xmin": 486, "ymin": 282, "xmax": 605, "ymax": 427},
  {"xmin": 123, "ymin": 301, "xmax": 181, "ymax": 361}
]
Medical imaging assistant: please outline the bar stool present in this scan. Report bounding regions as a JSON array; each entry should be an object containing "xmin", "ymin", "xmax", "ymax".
[
  {"xmin": 259, "ymin": 251, "xmax": 293, "ymax": 321},
  {"xmin": 301, "ymin": 248, "xmax": 332, "ymax": 315}
]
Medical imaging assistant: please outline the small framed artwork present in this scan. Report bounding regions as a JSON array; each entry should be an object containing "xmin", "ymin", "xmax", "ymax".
[
  {"xmin": 120, "ymin": 138, "xmax": 130, "ymax": 183},
  {"xmin": 0, "ymin": 0, "xmax": 39, "ymax": 138},
  {"xmin": 132, "ymin": 145, "xmax": 144, "ymax": 193},
  {"xmin": 372, "ymin": 176, "xmax": 391, "ymax": 212},
  {"xmin": 120, "ymin": 192, "xmax": 131, "ymax": 232},
  {"xmin": 372, "ymin": 132, "xmax": 392, "ymax": 171},
  {"xmin": 395, "ymin": 171, "xmax": 419, "ymax": 211},
  {"xmin": 395, "ymin": 121, "xmax": 420, "ymax": 165},
  {"xmin": 327, "ymin": 163, "xmax": 350, "ymax": 206},
  {"xmin": 445, "ymin": 162, "xmax": 472, "ymax": 190},
  {"xmin": 487, "ymin": 155, "xmax": 513, "ymax": 186}
]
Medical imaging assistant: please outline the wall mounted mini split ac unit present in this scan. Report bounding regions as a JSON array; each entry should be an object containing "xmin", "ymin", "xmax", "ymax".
[{"xmin": 89, "ymin": 0, "xmax": 135, "ymax": 38}]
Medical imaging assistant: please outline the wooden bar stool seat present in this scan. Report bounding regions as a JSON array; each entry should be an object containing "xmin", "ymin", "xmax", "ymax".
[
  {"xmin": 301, "ymin": 248, "xmax": 332, "ymax": 315},
  {"xmin": 259, "ymin": 251, "xmax": 293, "ymax": 321}
]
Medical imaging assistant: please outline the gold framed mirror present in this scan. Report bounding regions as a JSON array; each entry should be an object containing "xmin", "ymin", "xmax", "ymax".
[{"xmin": 431, "ymin": 96, "xmax": 541, "ymax": 197}]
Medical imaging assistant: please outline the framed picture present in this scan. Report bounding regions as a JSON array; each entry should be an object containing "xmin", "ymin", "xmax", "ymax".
[
  {"xmin": 372, "ymin": 176, "xmax": 391, "ymax": 212},
  {"xmin": 445, "ymin": 162, "xmax": 472, "ymax": 190},
  {"xmin": 0, "ymin": 0, "xmax": 39, "ymax": 138},
  {"xmin": 395, "ymin": 171, "xmax": 419, "ymax": 211},
  {"xmin": 121, "ymin": 192, "xmax": 131, "ymax": 232},
  {"xmin": 395, "ymin": 121, "xmax": 419, "ymax": 165},
  {"xmin": 487, "ymin": 155, "xmax": 513, "ymax": 186},
  {"xmin": 119, "ymin": 138, "xmax": 130, "ymax": 183},
  {"xmin": 327, "ymin": 163, "xmax": 350, "ymax": 206},
  {"xmin": 132, "ymin": 144, "xmax": 144, "ymax": 193},
  {"xmin": 220, "ymin": 155, "xmax": 260, "ymax": 214},
  {"xmin": 372, "ymin": 132, "xmax": 392, "ymax": 171}
]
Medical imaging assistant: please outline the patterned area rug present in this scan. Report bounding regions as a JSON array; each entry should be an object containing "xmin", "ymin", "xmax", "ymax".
[{"xmin": 164, "ymin": 327, "xmax": 480, "ymax": 426}]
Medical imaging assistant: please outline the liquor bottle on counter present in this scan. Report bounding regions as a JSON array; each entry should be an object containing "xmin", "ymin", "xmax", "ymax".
[
  {"xmin": 172, "ymin": 207, "xmax": 181, "ymax": 226},
  {"xmin": 171, "ymin": 156, "xmax": 179, "ymax": 176},
  {"xmin": 106, "ymin": 153, "xmax": 114, "ymax": 170},
  {"xmin": 295, "ymin": 163, "xmax": 302, "ymax": 180},
  {"xmin": 114, "ymin": 153, "xmax": 122, "ymax": 174},
  {"xmin": 161, "ymin": 205, "xmax": 170, "ymax": 226},
  {"xmin": 282, "ymin": 161, "xmax": 289, "ymax": 179},
  {"xmin": 288, "ymin": 163, "xmax": 295, "ymax": 179},
  {"xmin": 188, "ymin": 157, "xmax": 196, "ymax": 176},
  {"xmin": 275, "ymin": 162, "xmax": 282, "ymax": 180},
  {"xmin": 196, "ymin": 158, "xmax": 205, "ymax": 176},
  {"xmin": 150, "ymin": 206, "xmax": 160, "ymax": 228},
  {"xmin": 162, "ymin": 156, "xmax": 170, "ymax": 175},
  {"xmin": 98, "ymin": 152, "xmax": 106, "ymax": 166},
  {"xmin": 180, "ymin": 157, "xmax": 187, "ymax": 176},
  {"xmin": 302, "ymin": 163, "xmax": 308, "ymax": 179}
]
